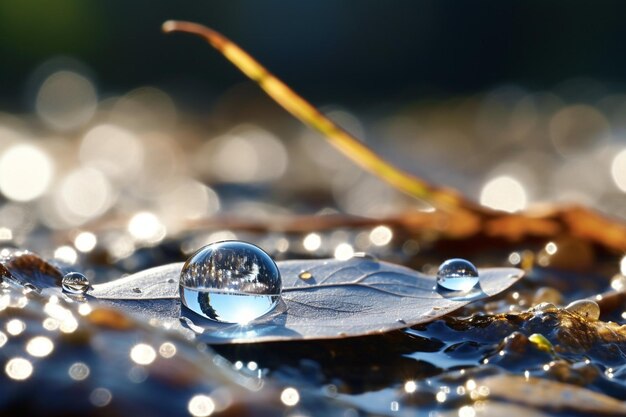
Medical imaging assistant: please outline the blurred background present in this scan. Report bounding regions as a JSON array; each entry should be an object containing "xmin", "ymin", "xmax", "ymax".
[{"xmin": 2, "ymin": 1, "xmax": 626, "ymax": 251}]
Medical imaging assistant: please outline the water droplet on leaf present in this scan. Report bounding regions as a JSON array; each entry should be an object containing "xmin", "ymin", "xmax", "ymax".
[
  {"xmin": 61, "ymin": 272, "xmax": 90, "ymax": 294},
  {"xmin": 179, "ymin": 241, "xmax": 281, "ymax": 324},
  {"xmin": 298, "ymin": 271, "xmax": 313, "ymax": 280},
  {"xmin": 436, "ymin": 258, "xmax": 479, "ymax": 292},
  {"xmin": 23, "ymin": 283, "xmax": 39, "ymax": 293}
]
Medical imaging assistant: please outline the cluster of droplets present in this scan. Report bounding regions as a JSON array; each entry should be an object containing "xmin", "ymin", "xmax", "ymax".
[{"xmin": 177, "ymin": 240, "xmax": 481, "ymax": 324}]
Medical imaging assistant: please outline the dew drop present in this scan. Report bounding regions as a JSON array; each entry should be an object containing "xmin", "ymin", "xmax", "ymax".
[
  {"xmin": 352, "ymin": 252, "xmax": 378, "ymax": 261},
  {"xmin": 23, "ymin": 283, "xmax": 39, "ymax": 293},
  {"xmin": 179, "ymin": 241, "xmax": 281, "ymax": 324},
  {"xmin": 532, "ymin": 302, "xmax": 557, "ymax": 312},
  {"xmin": 565, "ymin": 299, "xmax": 600, "ymax": 321},
  {"xmin": 61, "ymin": 272, "xmax": 90, "ymax": 294},
  {"xmin": 436, "ymin": 258, "xmax": 479, "ymax": 292},
  {"xmin": 298, "ymin": 271, "xmax": 313, "ymax": 280}
]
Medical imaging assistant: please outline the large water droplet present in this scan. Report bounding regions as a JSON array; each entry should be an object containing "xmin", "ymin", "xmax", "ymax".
[
  {"xmin": 61, "ymin": 272, "xmax": 90, "ymax": 294},
  {"xmin": 179, "ymin": 241, "xmax": 281, "ymax": 324},
  {"xmin": 436, "ymin": 258, "xmax": 479, "ymax": 292}
]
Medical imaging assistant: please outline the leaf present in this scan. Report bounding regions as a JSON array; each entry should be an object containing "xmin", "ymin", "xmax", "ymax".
[{"xmin": 89, "ymin": 257, "xmax": 523, "ymax": 344}]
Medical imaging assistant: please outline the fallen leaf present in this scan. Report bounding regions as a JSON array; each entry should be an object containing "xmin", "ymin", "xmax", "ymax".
[{"xmin": 89, "ymin": 257, "xmax": 523, "ymax": 344}]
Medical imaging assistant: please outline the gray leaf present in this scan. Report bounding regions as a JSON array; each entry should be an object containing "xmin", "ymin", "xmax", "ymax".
[{"xmin": 88, "ymin": 258, "xmax": 523, "ymax": 344}]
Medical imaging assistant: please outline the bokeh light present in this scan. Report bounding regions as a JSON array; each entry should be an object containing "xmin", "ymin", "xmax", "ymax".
[
  {"xmin": 57, "ymin": 167, "xmax": 114, "ymax": 226},
  {"xmin": 0, "ymin": 144, "xmax": 54, "ymax": 202},
  {"xmin": 158, "ymin": 342, "xmax": 177, "ymax": 358},
  {"xmin": 89, "ymin": 387, "xmax": 112, "ymax": 407},
  {"xmin": 36, "ymin": 70, "xmax": 97, "ymax": 131},
  {"xmin": 128, "ymin": 212, "xmax": 166, "ymax": 243},
  {"xmin": 68, "ymin": 362, "xmax": 90, "ymax": 381},
  {"xmin": 458, "ymin": 405, "xmax": 476, "ymax": 417},
  {"xmin": 80, "ymin": 124, "xmax": 143, "ymax": 181},
  {"xmin": 334, "ymin": 243, "xmax": 354, "ymax": 260},
  {"xmin": 480, "ymin": 175, "xmax": 527, "ymax": 213},
  {"xmin": 158, "ymin": 180, "xmax": 220, "ymax": 231},
  {"xmin": 188, "ymin": 395, "xmax": 215, "ymax": 417},
  {"xmin": 280, "ymin": 387, "xmax": 300, "ymax": 406},
  {"xmin": 5, "ymin": 357, "xmax": 33, "ymax": 380},
  {"xmin": 611, "ymin": 148, "xmax": 626, "ymax": 192},
  {"xmin": 198, "ymin": 125, "xmax": 288, "ymax": 183},
  {"xmin": 303, "ymin": 233, "xmax": 322, "ymax": 251},
  {"xmin": 130, "ymin": 343, "xmax": 157, "ymax": 365},
  {"xmin": 549, "ymin": 104, "xmax": 609, "ymax": 158},
  {"xmin": 404, "ymin": 380, "xmax": 417, "ymax": 393},
  {"xmin": 6, "ymin": 319, "xmax": 26, "ymax": 335},
  {"xmin": 54, "ymin": 245, "xmax": 78, "ymax": 264},
  {"xmin": 26, "ymin": 336, "xmax": 54, "ymax": 357},
  {"xmin": 369, "ymin": 225, "xmax": 393, "ymax": 247},
  {"xmin": 74, "ymin": 231, "xmax": 97, "ymax": 252}
]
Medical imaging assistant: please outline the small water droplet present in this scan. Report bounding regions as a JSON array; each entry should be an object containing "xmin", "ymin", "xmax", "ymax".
[
  {"xmin": 565, "ymin": 299, "xmax": 600, "ymax": 321},
  {"xmin": 23, "ymin": 283, "xmax": 39, "ymax": 293},
  {"xmin": 436, "ymin": 258, "xmax": 479, "ymax": 292},
  {"xmin": 61, "ymin": 272, "xmax": 90, "ymax": 294},
  {"xmin": 179, "ymin": 241, "xmax": 281, "ymax": 324},
  {"xmin": 298, "ymin": 271, "xmax": 313, "ymax": 280},
  {"xmin": 132, "ymin": 287, "xmax": 141, "ymax": 293},
  {"xmin": 352, "ymin": 252, "xmax": 378, "ymax": 261},
  {"xmin": 532, "ymin": 302, "xmax": 557, "ymax": 312}
]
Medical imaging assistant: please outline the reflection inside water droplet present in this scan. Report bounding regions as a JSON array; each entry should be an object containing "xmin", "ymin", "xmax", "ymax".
[
  {"xmin": 61, "ymin": 272, "xmax": 90, "ymax": 294},
  {"xmin": 436, "ymin": 258, "xmax": 479, "ymax": 292},
  {"xmin": 179, "ymin": 241, "xmax": 281, "ymax": 324}
]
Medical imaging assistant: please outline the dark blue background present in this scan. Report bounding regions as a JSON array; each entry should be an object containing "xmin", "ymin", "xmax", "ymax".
[{"xmin": 1, "ymin": 1, "xmax": 625, "ymax": 110}]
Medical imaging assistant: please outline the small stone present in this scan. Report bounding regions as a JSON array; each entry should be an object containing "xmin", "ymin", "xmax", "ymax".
[{"xmin": 565, "ymin": 299, "xmax": 600, "ymax": 321}]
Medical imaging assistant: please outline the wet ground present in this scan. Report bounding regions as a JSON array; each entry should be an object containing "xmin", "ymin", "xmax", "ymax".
[{"xmin": 1, "ymin": 225, "xmax": 626, "ymax": 417}]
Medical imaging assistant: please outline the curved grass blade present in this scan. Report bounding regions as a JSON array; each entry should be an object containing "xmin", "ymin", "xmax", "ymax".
[{"xmin": 162, "ymin": 20, "xmax": 473, "ymax": 213}]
